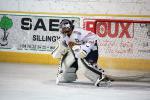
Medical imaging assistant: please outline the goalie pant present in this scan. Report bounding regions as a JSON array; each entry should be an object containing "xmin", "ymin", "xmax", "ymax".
[{"xmin": 57, "ymin": 45, "xmax": 105, "ymax": 84}]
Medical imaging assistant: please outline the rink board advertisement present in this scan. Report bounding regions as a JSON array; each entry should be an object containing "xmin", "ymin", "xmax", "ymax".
[
  {"xmin": 0, "ymin": 14, "xmax": 80, "ymax": 53},
  {"xmin": 84, "ymin": 19, "xmax": 150, "ymax": 60}
]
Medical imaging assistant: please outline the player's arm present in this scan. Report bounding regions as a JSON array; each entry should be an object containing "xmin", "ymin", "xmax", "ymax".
[{"xmin": 73, "ymin": 32, "xmax": 97, "ymax": 58}]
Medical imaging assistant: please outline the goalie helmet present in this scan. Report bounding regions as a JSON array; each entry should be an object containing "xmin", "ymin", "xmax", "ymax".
[{"xmin": 59, "ymin": 19, "xmax": 74, "ymax": 35}]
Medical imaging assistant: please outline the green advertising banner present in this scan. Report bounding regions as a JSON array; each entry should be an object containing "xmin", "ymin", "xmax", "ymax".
[{"xmin": 0, "ymin": 14, "xmax": 80, "ymax": 54}]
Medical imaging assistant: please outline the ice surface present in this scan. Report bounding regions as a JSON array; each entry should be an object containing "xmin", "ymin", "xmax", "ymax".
[{"xmin": 0, "ymin": 62, "xmax": 150, "ymax": 100}]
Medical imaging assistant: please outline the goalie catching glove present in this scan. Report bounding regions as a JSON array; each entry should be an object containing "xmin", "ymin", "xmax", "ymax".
[{"xmin": 72, "ymin": 45, "xmax": 88, "ymax": 59}]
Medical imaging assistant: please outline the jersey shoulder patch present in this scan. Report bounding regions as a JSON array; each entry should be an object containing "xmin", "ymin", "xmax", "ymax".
[
  {"xmin": 72, "ymin": 31, "xmax": 81, "ymax": 35},
  {"xmin": 73, "ymin": 28, "xmax": 83, "ymax": 35}
]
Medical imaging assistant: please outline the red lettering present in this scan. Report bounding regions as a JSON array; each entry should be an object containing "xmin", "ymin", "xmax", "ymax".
[
  {"xmin": 96, "ymin": 22, "xmax": 133, "ymax": 38},
  {"xmin": 84, "ymin": 20, "xmax": 133, "ymax": 38},
  {"xmin": 119, "ymin": 23, "xmax": 131, "ymax": 38},
  {"xmin": 96, "ymin": 22, "xmax": 107, "ymax": 37},
  {"xmin": 84, "ymin": 21, "xmax": 95, "ymax": 33},
  {"xmin": 108, "ymin": 22, "xmax": 119, "ymax": 38}
]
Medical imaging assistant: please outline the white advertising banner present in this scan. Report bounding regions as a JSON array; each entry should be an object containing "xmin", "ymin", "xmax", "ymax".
[
  {"xmin": 84, "ymin": 19, "xmax": 150, "ymax": 59},
  {"xmin": 0, "ymin": 14, "xmax": 80, "ymax": 54},
  {"xmin": 97, "ymin": 21, "xmax": 150, "ymax": 59}
]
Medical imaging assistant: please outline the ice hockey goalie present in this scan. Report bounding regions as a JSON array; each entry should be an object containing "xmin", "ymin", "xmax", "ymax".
[{"xmin": 51, "ymin": 19, "xmax": 111, "ymax": 87}]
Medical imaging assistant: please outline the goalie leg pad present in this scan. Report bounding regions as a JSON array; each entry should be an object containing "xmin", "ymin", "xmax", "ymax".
[
  {"xmin": 79, "ymin": 59, "xmax": 104, "ymax": 83},
  {"xmin": 57, "ymin": 50, "xmax": 78, "ymax": 83},
  {"xmin": 62, "ymin": 67, "xmax": 77, "ymax": 82}
]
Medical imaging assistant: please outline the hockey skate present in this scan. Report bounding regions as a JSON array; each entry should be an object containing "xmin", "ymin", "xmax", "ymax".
[
  {"xmin": 56, "ymin": 65, "xmax": 63, "ymax": 85},
  {"xmin": 56, "ymin": 66, "xmax": 78, "ymax": 85},
  {"xmin": 56, "ymin": 60, "xmax": 78, "ymax": 85},
  {"xmin": 94, "ymin": 74, "xmax": 111, "ymax": 87}
]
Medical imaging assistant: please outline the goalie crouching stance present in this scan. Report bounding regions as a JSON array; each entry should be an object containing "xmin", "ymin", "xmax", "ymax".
[{"xmin": 52, "ymin": 19, "xmax": 110, "ymax": 87}]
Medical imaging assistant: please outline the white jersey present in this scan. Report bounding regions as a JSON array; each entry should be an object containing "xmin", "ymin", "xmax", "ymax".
[{"xmin": 60, "ymin": 28, "xmax": 98, "ymax": 54}]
